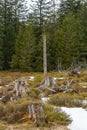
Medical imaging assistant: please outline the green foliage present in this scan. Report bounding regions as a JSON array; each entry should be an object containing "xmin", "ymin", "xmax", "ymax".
[
  {"xmin": 10, "ymin": 25, "xmax": 36, "ymax": 71},
  {"xmin": 0, "ymin": 98, "xmax": 30, "ymax": 123},
  {"xmin": 44, "ymin": 104, "xmax": 70, "ymax": 125},
  {"xmin": 0, "ymin": 0, "xmax": 87, "ymax": 71},
  {"xmin": 0, "ymin": 36, "xmax": 4, "ymax": 70},
  {"xmin": 49, "ymin": 93, "xmax": 87, "ymax": 107},
  {"xmin": 54, "ymin": 12, "xmax": 80, "ymax": 68},
  {"xmin": 0, "ymin": 7, "xmax": 4, "ymax": 70},
  {"xmin": 0, "ymin": 0, "xmax": 27, "ymax": 70}
]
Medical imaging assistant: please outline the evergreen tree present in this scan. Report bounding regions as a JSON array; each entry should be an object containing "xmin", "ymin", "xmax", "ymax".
[
  {"xmin": 29, "ymin": 0, "xmax": 51, "ymax": 29},
  {"xmin": 11, "ymin": 25, "xmax": 36, "ymax": 71},
  {"xmin": 0, "ymin": 19, "xmax": 4, "ymax": 70},
  {"xmin": 0, "ymin": 0, "xmax": 28, "ymax": 69},
  {"xmin": 54, "ymin": 12, "xmax": 80, "ymax": 68},
  {"xmin": 58, "ymin": 0, "xmax": 82, "ymax": 24},
  {"xmin": 27, "ymin": 0, "xmax": 52, "ymax": 71},
  {"xmin": 78, "ymin": 1, "xmax": 87, "ymax": 62},
  {"xmin": 0, "ymin": 0, "xmax": 87, "ymax": 71},
  {"xmin": 0, "ymin": 1, "xmax": 4, "ymax": 69}
]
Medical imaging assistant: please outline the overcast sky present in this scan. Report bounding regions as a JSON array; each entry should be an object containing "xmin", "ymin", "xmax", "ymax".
[{"xmin": 27, "ymin": 0, "xmax": 60, "ymax": 6}]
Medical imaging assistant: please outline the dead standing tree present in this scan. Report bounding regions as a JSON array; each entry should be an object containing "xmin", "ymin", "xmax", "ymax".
[
  {"xmin": 37, "ymin": 36, "xmax": 57, "ymax": 92},
  {"xmin": 39, "ymin": 35, "xmax": 49, "ymax": 90},
  {"xmin": 43, "ymin": 35, "xmax": 48, "ymax": 85},
  {"xmin": 68, "ymin": 62, "xmax": 82, "ymax": 77}
]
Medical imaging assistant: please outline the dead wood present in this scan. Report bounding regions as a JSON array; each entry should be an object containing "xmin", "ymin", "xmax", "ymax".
[
  {"xmin": 14, "ymin": 78, "xmax": 30, "ymax": 97},
  {"xmin": 28, "ymin": 102, "xmax": 46, "ymax": 126}
]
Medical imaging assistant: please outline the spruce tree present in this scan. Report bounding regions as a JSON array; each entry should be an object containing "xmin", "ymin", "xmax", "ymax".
[
  {"xmin": 0, "ymin": 0, "xmax": 28, "ymax": 69},
  {"xmin": 11, "ymin": 25, "xmax": 36, "ymax": 71}
]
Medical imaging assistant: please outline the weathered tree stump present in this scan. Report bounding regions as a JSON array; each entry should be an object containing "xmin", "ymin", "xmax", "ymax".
[
  {"xmin": 28, "ymin": 102, "xmax": 45, "ymax": 126},
  {"xmin": 14, "ymin": 78, "xmax": 30, "ymax": 97},
  {"xmin": 39, "ymin": 77, "xmax": 57, "ymax": 92}
]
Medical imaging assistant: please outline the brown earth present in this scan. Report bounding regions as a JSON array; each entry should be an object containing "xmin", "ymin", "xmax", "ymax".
[{"xmin": 5, "ymin": 124, "xmax": 69, "ymax": 130}]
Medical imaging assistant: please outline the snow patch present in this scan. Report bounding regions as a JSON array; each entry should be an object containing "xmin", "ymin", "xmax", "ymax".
[
  {"xmin": 29, "ymin": 76, "xmax": 35, "ymax": 81},
  {"xmin": 61, "ymin": 107, "xmax": 87, "ymax": 130},
  {"xmin": 5, "ymin": 85, "xmax": 9, "ymax": 87},
  {"xmin": 54, "ymin": 77, "xmax": 65, "ymax": 80},
  {"xmin": 0, "ymin": 86, "xmax": 3, "ymax": 89},
  {"xmin": 41, "ymin": 97, "xmax": 50, "ymax": 103}
]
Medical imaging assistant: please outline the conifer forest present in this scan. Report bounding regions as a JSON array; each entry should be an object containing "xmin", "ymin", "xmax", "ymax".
[
  {"xmin": 0, "ymin": 0, "xmax": 87, "ymax": 71},
  {"xmin": 0, "ymin": 1, "xmax": 87, "ymax": 130}
]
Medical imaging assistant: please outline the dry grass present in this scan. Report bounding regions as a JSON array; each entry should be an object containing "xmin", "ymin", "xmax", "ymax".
[
  {"xmin": 49, "ymin": 92, "xmax": 87, "ymax": 107},
  {"xmin": 0, "ymin": 70, "xmax": 87, "ymax": 128},
  {"xmin": 0, "ymin": 122, "xmax": 69, "ymax": 130}
]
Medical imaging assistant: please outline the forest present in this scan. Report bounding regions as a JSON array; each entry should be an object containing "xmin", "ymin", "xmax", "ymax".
[
  {"xmin": 0, "ymin": 0, "xmax": 87, "ymax": 71},
  {"xmin": 0, "ymin": 1, "xmax": 87, "ymax": 129}
]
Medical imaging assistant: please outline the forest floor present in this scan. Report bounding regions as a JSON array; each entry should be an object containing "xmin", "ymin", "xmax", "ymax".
[
  {"xmin": 0, "ymin": 122, "xmax": 69, "ymax": 130},
  {"xmin": 0, "ymin": 70, "xmax": 87, "ymax": 130}
]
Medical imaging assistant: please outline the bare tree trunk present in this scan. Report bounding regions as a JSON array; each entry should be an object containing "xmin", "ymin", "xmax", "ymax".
[{"xmin": 43, "ymin": 35, "xmax": 47, "ymax": 77}]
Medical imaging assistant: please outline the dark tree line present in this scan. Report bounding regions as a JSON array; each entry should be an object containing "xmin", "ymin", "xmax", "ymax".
[{"xmin": 0, "ymin": 0, "xmax": 87, "ymax": 71}]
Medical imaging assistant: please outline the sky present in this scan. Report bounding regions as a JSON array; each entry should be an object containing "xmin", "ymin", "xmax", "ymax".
[
  {"xmin": 24, "ymin": 0, "xmax": 61, "ymax": 18},
  {"xmin": 27, "ymin": 0, "xmax": 60, "ymax": 6},
  {"xmin": 26, "ymin": 0, "xmax": 61, "ymax": 11}
]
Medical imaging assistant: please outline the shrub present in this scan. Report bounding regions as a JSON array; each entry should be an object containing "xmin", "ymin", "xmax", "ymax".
[
  {"xmin": 44, "ymin": 104, "xmax": 70, "ymax": 125},
  {"xmin": 0, "ymin": 98, "xmax": 30, "ymax": 123},
  {"xmin": 0, "ymin": 103, "xmax": 5, "ymax": 118},
  {"xmin": 49, "ymin": 93, "xmax": 85, "ymax": 107}
]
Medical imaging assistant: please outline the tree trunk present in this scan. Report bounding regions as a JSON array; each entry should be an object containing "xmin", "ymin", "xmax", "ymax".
[{"xmin": 43, "ymin": 34, "xmax": 47, "ymax": 77}]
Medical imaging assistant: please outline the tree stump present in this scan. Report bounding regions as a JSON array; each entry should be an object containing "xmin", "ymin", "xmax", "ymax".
[{"xmin": 28, "ymin": 102, "xmax": 45, "ymax": 126}]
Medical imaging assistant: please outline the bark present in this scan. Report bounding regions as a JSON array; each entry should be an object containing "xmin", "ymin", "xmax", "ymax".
[
  {"xmin": 28, "ymin": 102, "xmax": 45, "ymax": 125},
  {"xmin": 14, "ymin": 78, "xmax": 29, "ymax": 97},
  {"xmin": 43, "ymin": 35, "xmax": 47, "ymax": 77}
]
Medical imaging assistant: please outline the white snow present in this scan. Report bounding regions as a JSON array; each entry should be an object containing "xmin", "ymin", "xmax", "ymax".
[
  {"xmin": 54, "ymin": 77, "xmax": 65, "ymax": 80},
  {"xmin": 29, "ymin": 76, "xmax": 35, "ymax": 81},
  {"xmin": 82, "ymin": 100, "xmax": 87, "ymax": 104},
  {"xmin": 5, "ymin": 84, "xmax": 9, "ymax": 87},
  {"xmin": 82, "ymin": 86, "xmax": 87, "ymax": 88},
  {"xmin": 41, "ymin": 97, "xmax": 50, "ymax": 103},
  {"xmin": 54, "ymin": 77, "xmax": 57, "ymax": 80},
  {"xmin": 61, "ymin": 107, "xmax": 87, "ymax": 130},
  {"xmin": 0, "ymin": 86, "xmax": 3, "ymax": 89}
]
